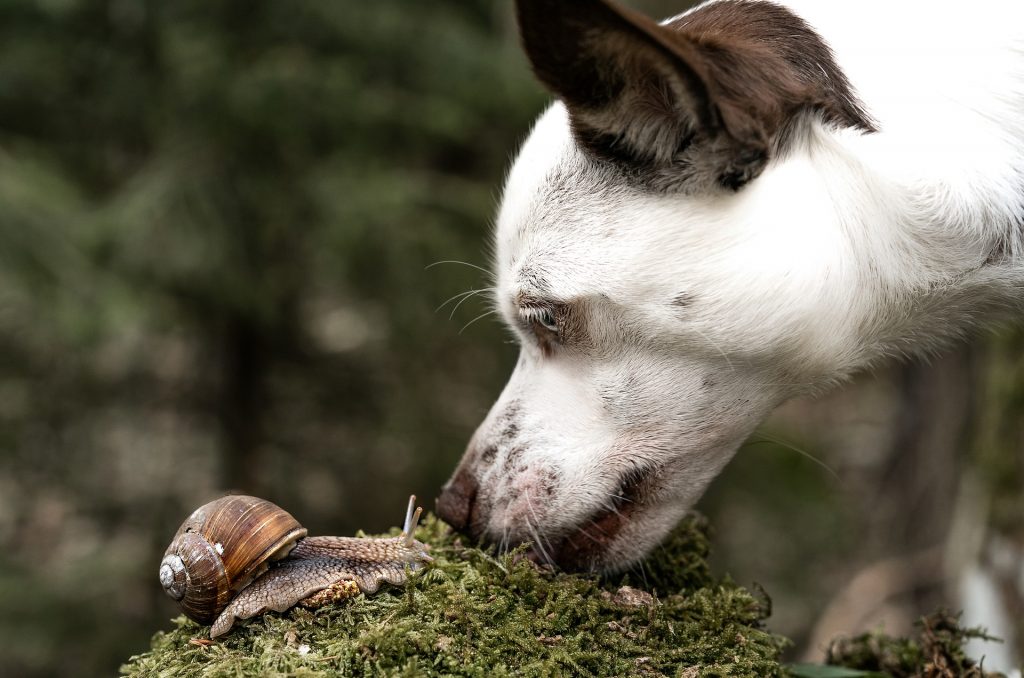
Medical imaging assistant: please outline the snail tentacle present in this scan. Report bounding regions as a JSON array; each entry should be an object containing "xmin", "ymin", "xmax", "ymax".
[{"xmin": 400, "ymin": 494, "xmax": 425, "ymax": 550}]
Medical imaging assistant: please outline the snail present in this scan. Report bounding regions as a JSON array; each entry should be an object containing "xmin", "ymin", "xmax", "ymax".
[{"xmin": 159, "ymin": 494, "xmax": 432, "ymax": 638}]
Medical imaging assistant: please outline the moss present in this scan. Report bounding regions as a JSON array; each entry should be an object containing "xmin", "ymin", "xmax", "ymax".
[
  {"xmin": 122, "ymin": 514, "xmax": 790, "ymax": 677},
  {"xmin": 824, "ymin": 611, "xmax": 1007, "ymax": 678}
]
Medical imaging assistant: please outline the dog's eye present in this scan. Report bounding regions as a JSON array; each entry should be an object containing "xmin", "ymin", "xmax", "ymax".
[
  {"xmin": 535, "ymin": 309, "xmax": 558, "ymax": 333},
  {"xmin": 520, "ymin": 306, "xmax": 560, "ymax": 345}
]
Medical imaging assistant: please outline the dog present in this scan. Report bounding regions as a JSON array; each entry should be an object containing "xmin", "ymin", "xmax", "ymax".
[{"xmin": 436, "ymin": 0, "xmax": 1024, "ymax": 574}]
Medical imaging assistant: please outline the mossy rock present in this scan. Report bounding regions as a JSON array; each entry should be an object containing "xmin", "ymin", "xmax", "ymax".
[{"xmin": 122, "ymin": 513, "xmax": 790, "ymax": 677}]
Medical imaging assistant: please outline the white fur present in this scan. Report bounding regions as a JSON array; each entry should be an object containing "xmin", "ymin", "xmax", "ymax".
[{"xmin": 458, "ymin": 0, "xmax": 1024, "ymax": 574}]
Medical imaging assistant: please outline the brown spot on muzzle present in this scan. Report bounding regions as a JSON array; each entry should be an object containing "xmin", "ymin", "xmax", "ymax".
[
  {"xmin": 436, "ymin": 465, "xmax": 483, "ymax": 539},
  {"xmin": 546, "ymin": 497, "xmax": 636, "ymax": 572},
  {"xmin": 544, "ymin": 464, "xmax": 656, "ymax": 572}
]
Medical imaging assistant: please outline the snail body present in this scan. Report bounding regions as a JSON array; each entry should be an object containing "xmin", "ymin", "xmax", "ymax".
[
  {"xmin": 159, "ymin": 495, "xmax": 431, "ymax": 638},
  {"xmin": 210, "ymin": 521, "xmax": 432, "ymax": 637}
]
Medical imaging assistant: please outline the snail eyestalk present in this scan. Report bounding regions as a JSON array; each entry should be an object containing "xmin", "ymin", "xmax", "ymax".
[
  {"xmin": 405, "ymin": 507, "xmax": 423, "ymax": 547},
  {"xmin": 403, "ymin": 495, "xmax": 416, "ymax": 533},
  {"xmin": 402, "ymin": 495, "xmax": 423, "ymax": 548}
]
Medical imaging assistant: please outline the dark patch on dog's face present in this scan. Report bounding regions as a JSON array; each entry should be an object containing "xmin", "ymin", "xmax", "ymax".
[
  {"xmin": 535, "ymin": 467, "xmax": 561, "ymax": 501},
  {"xmin": 494, "ymin": 400, "xmax": 521, "ymax": 441},
  {"xmin": 502, "ymin": 446, "xmax": 525, "ymax": 475},
  {"xmin": 495, "ymin": 404, "xmax": 528, "ymax": 475},
  {"xmin": 473, "ymin": 401, "xmax": 523, "ymax": 469},
  {"xmin": 671, "ymin": 292, "xmax": 694, "ymax": 309},
  {"xmin": 479, "ymin": 445, "xmax": 498, "ymax": 465}
]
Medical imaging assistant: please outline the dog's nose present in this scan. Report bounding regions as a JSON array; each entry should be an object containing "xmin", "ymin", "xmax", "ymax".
[{"xmin": 436, "ymin": 465, "xmax": 481, "ymax": 537}]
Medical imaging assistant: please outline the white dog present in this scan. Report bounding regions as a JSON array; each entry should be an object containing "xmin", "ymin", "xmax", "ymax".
[{"xmin": 436, "ymin": 0, "xmax": 1024, "ymax": 574}]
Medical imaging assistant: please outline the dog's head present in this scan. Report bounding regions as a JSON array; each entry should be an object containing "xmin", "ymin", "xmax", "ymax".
[{"xmin": 437, "ymin": 0, "xmax": 874, "ymax": 572}]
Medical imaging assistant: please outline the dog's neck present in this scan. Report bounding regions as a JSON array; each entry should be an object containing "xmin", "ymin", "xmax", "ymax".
[
  {"xmin": 762, "ymin": 116, "xmax": 1024, "ymax": 383},
  {"xmin": 668, "ymin": 0, "xmax": 1024, "ymax": 383}
]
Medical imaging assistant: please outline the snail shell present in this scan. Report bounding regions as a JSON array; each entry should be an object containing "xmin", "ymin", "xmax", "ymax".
[{"xmin": 159, "ymin": 495, "xmax": 307, "ymax": 624}]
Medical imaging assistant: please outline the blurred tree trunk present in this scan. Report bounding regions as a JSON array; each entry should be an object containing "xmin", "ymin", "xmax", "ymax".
[
  {"xmin": 805, "ymin": 329, "xmax": 1024, "ymax": 670},
  {"xmin": 956, "ymin": 329, "xmax": 1024, "ymax": 666},
  {"xmin": 218, "ymin": 316, "xmax": 268, "ymax": 493}
]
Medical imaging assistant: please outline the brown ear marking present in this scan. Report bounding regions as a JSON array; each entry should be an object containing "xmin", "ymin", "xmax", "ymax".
[
  {"xmin": 514, "ymin": 0, "xmax": 875, "ymax": 193},
  {"xmin": 514, "ymin": 0, "xmax": 714, "ymax": 126}
]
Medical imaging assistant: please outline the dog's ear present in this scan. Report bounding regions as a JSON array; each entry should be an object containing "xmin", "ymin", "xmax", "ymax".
[{"xmin": 514, "ymin": 0, "xmax": 771, "ymax": 191}]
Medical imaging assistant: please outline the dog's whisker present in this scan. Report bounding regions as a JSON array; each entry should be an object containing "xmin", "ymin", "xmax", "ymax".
[
  {"xmin": 746, "ymin": 434, "xmax": 841, "ymax": 481},
  {"xmin": 435, "ymin": 288, "xmax": 480, "ymax": 313},
  {"xmin": 449, "ymin": 288, "xmax": 489, "ymax": 320},
  {"xmin": 585, "ymin": 514, "xmax": 615, "ymax": 537},
  {"xmin": 574, "ymin": 522, "xmax": 603, "ymax": 545},
  {"xmin": 525, "ymin": 518, "xmax": 553, "ymax": 566},
  {"xmin": 595, "ymin": 505, "xmax": 618, "ymax": 524},
  {"xmin": 691, "ymin": 326, "xmax": 735, "ymax": 373},
  {"xmin": 632, "ymin": 560, "xmax": 651, "ymax": 590},
  {"xmin": 523, "ymin": 489, "xmax": 555, "ymax": 566},
  {"xmin": 458, "ymin": 309, "xmax": 497, "ymax": 335},
  {"xmin": 499, "ymin": 518, "xmax": 511, "ymax": 556},
  {"xmin": 425, "ymin": 259, "xmax": 492, "ymax": 276}
]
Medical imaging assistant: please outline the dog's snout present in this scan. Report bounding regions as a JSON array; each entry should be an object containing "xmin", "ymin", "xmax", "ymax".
[{"xmin": 436, "ymin": 465, "xmax": 480, "ymax": 536}]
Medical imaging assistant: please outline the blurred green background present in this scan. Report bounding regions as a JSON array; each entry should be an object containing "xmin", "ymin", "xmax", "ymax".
[{"xmin": 0, "ymin": 1, "xmax": 1020, "ymax": 676}]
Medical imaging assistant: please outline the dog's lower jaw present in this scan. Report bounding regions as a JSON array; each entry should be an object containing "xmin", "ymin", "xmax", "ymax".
[
  {"xmin": 437, "ymin": 476, "xmax": 623, "ymax": 572},
  {"xmin": 531, "ymin": 495, "xmax": 642, "ymax": 573},
  {"xmin": 437, "ymin": 468, "xmax": 689, "ymax": 574},
  {"xmin": 521, "ymin": 493, "xmax": 692, "ymax": 574}
]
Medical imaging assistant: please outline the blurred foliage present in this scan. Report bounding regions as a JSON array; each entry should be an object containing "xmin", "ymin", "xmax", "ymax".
[
  {"xmin": 0, "ymin": 0, "xmax": 546, "ymax": 674},
  {"xmin": 700, "ymin": 434, "xmax": 857, "ymax": 643},
  {"xmin": 970, "ymin": 331, "xmax": 1024, "ymax": 536}
]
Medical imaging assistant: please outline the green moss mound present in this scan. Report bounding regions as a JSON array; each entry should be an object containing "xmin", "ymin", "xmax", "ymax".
[{"xmin": 122, "ymin": 514, "xmax": 790, "ymax": 677}]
